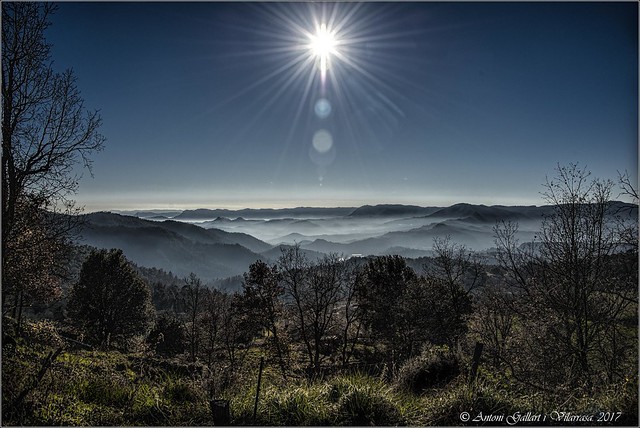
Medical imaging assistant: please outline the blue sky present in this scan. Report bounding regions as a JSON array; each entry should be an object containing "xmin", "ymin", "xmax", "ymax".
[{"xmin": 46, "ymin": 1, "xmax": 638, "ymax": 211}]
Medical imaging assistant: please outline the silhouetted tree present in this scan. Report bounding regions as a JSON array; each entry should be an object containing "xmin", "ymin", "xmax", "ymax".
[
  {"xmin": 2, "ymin": 196, "xmax": 65, "ymax": 335},
  {"xmin": 2, "ymin": 3, "xmax": 104, "ymax": 334},
  {"xmin": 338, "ymin": 259, "xmax": 364, "ymax": 366},
  {"xmin": 198, "ymin": 290, "xmax": 257, "ymax": 395},
  {"xmin": 68, "ymin": 249, "xmax": 154, "ymax": 349},
  {"xmin": 357, "ymin": 255, "xmax": 419, "ymax": 366},
  {"xmin": 278, "ymin": 247, "xmax": 347, "ymax": 375},
  {"xmin": 468, "ymin": 281, "xmax": 515, "ymax": 368},
  {"xmin": 494, "ymin": 164, "xmax": 637, "ymax": 387},
  {"xmin": 423, "ymin": 237, "xmax": 481, "ymax": 346},
  {"xmin": 220, "ymin": 292, "xmax": 257, "ymax": 373},
  {"xmin": 616, "ymin": 170, "xmax": 638, "ymax": 254},
  {"xmin": 182, "ymin": 273, "xmax": 203, "ymax": 362},
  {"xmin": 278, "ymin": 245, "xmax": 313, "ymax": 367},
  {"xmin": 200, "ymin": 287, "xmax": 225, "ymax": 367},
  {"xmin": 302, "ymin": 254, "xmax": 344, "ymax": 375},
  {"xmin": 242, "ymin": 260, "xmax": 288, "ymax": 378},
  {"xmin": 148, "ymin": 312, "xmax": 185, "ymax": 357}
]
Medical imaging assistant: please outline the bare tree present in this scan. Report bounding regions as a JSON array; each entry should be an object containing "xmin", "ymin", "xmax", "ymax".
[
  {"xmin": 182, "ymin": 273, "xmax": 203, "ymax": 362},
  {"xmin": 303, "ymin": 254, "xmax": 344, "ymax": 375},
  {"xmin": 200, "ymin": 288, "xmax": 222, "ymax": 367},
  {"xmin": 2, "ymin": 3, "xmax": 105, "ymax": 333},
  {"xmin": 338, "ymin": 259, "xmax": 364, "ymax": 367},
  {"xmin": 615, "ymin": 170, "xmax": 639, "ymax": 254},
  {"xmin": 469, "ymin": 284, "xmax": 515, "ymax": 368},
  {"xmin": 2, "ymin": 195, "xmax": 64, "ymax": 335},
  {"xmin": 494, "ymin": 164, "xmax": 637, "ymax": 388},
  {"xmin": 278, "ymin": 247, "xmax": 346, "ymax": 376},
  {"xmin": 278, "ymin": 245, "xmax": 313, "ymax": 370},
  {"xmin": 219, "ymin": 292, "xmax": 255, "ymax": 374},
  {"xmin": 618, "ymin": 169, "xmax": 638, "ymax": 202},
  {"xmin": 2, "ymin": 3, "xmax": 104, "ymax": 220},
  {"xmin": 242, "ymin": 260, "xmax": 288, "ymax": 379},
  {"xmin": 424, "ymin": 237, "xmax": 483, "ymax": 347}
]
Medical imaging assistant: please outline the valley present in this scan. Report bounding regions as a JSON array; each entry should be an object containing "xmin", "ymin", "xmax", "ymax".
[{"xmin": 80, "ymin": 201, "xmax": 636, "ymax": 283}]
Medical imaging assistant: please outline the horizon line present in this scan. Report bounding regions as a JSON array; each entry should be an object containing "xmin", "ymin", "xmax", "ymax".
[{"xmin": 79, "ymin": 199, "xmax": 637, "ymax": 215}]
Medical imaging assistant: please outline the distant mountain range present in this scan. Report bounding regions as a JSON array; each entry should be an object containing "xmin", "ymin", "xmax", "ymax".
[
  {"xmin": 426, "ymin": 203, "xmax": 548, "ymax": 221},
  {"xmin": 72, "ymin": 202, "xmax": 636, "ymax": 283},
  {"xmin": 173, "ymin": 207, "xmax": 355, "ymax": 220},
  {"xmin": 125, "ymin": 202, "xmax": 636, "ymax": 223},
  {"xmin": 348, "ymin": 204, "xmax": 441, "ymax": 217},
  {"xmin": 74, "ymin": 212, "xmax": 270, "ymax": 280}
]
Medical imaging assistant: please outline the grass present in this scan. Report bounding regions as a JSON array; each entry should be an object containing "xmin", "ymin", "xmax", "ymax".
[
  {"xmin": 228, "ymin": 373, "xmax": 398, "ymax": 425},
  {"xmin": 3, "ymin": 341, "xmax": 638, "ymax": 426},
  {"xmin": 2, "ymin": 344, "xmax": 212, "ymax": 426},
  {"xmin": 226, "ymin": 370, "xmax": 530, "ymax": 426}
]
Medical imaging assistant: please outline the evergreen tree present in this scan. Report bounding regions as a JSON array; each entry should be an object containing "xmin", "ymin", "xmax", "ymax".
[{"xmin": 68, "ymin": 249, "xmax": 154, "ymax": 348}]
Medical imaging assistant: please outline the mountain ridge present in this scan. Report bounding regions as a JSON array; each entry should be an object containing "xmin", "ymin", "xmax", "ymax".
[
  {"xmin": 74, "ymin": 212, "xmax": 272, "ymax": 280},
  {"xmin": 109, "ymin": 201, "xmax": 636, "ymax": 222},
  {"xmin": 74, "ymin": 201, "xmax": 636, "ymax": 282},
  {"xmin": 174, "ymin": 207, "xmax": 355, "ymax": 220}
]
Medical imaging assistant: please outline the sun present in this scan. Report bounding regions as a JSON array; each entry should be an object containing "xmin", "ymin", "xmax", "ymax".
[{"xmin": 308, "ymin": 23, "xmax": 338, "ymax": 78}]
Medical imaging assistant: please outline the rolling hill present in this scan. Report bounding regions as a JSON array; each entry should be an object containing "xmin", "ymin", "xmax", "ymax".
[
  {"xmin": 74, "ymin": 212, "xmax": 271, "ymax": 280},
  {"xmin": 76, "ymin": 201, "xmax": 636, "ymax": 281}
]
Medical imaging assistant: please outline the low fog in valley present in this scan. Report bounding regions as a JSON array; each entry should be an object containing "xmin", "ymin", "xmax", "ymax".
[{"xmin": 82, "ymin": 201, "xmax": 635, "ymax": 284}]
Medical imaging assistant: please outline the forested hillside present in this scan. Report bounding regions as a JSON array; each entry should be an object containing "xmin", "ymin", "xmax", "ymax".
[
  {"xmin": 4, "ymin": 165, "xmax": 639, "ymax": 425},
  {"xmin": 2, "ymin": 2, "xmax": 637, "ymax": 426}
]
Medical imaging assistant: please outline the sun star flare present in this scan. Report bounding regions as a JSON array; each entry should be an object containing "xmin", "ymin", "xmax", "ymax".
[{"xmin": 309, "ymin": 23, "xmax": 338, "ymax": 79}]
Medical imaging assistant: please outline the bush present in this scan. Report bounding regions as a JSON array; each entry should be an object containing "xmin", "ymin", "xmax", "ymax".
[
  {"xmin": 75, "ymin": 375, "xmax": 133, "ymax": 407},
  {"xmin": 23, "ymin": 319, "xmax": 64, "ymax": 348},
  {"xmin": 330, "ymin": 374, "xmax": 402, "ymax": 426},
  {"xmin": 147, "ymin": 312, "xmax": 186, "ymax": 357},
  {"xmin": 260, "ymin": 384, "xmax": 333, "ymax": 426},
  {"xmin": 163, "ymin": 376, "xmax": 202, "ymax": 403},
  {"xmin": 394, "ymin": 345, "xmax": 460, "ymax": 394},
  {"xmin": 337, "ymin": 386, "xmax": 400, "ymax": 425}
]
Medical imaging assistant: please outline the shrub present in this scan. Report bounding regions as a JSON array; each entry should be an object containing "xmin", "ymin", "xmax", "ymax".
[
  {"xmin": 163, "ymin": 376, "xmax": 202, "ymax": 403},
  {"xmin": 260, "ymin": 384, "xmax": 333, "ymax": 426},
  {"xmin": 330, "ymin": 374, "xmax": 402, "ymax": 426},
  {"xmin": 23, "ymin": 319, "xmax": 64, "ymax": 348},
  {"xmin": 147, "ymin": 312, "xmax": 186, "ymax": 357},
  {"xmin": 75, "ymin": 375, "xmax": 133, "ymax": 407},
  {"xmin": 394, "ymin": 345, "xmax": 460, "ymax": 394}
]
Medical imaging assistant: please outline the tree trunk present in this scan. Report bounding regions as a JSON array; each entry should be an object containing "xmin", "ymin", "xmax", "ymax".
[{"xmin": 271, "ymin": 326, "xmax": 287, "ymax": 380}]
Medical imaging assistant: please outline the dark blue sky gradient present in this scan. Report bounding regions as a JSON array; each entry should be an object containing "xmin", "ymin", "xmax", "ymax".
[{"xmin": 46, "ymin": 2, "xmax": 638, "ymax": 210}]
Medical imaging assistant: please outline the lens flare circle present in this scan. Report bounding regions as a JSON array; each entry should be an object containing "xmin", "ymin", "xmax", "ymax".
[
  {"xmin": 312, "ymin": 129, "xmax": 333, "ymax": 153},
  {"xmin": 314, "ymin": 98, "xmax": 332, "ymax": 119}
]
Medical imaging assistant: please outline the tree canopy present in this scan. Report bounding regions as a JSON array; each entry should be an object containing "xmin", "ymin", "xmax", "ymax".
[
  {"xmin": 2, "ymin": 2, "xmax": 105, "ymax": 335},
  {"xmin": 68, "ymin": 249, "xmax": 155, "ymax": 348}
]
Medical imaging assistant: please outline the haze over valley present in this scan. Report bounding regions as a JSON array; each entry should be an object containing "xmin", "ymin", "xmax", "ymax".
[
  {"xmin": 3, "ymin": 2, "xmax": 637, "ymax": 425},
  {"xmin": 75, "ymin": 201, "xmax": 636, "ymax": 283}
]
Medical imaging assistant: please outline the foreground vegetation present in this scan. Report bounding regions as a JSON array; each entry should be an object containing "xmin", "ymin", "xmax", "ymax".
[
  {"xmin": 2, "ymin": 3, "xmax": 637, "ymax": 426},
  {"xmin": 4, "ymin": 333, "xmax": 637, "ymax": 426},
  {"xmin": 3, "ymin": 164, "xmax": 638, "ymax": 425}
]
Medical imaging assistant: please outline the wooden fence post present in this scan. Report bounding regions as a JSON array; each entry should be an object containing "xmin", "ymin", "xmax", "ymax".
[{"xmin": 253, "ymin": 356, "xmax": 265, "ymax": 423}]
